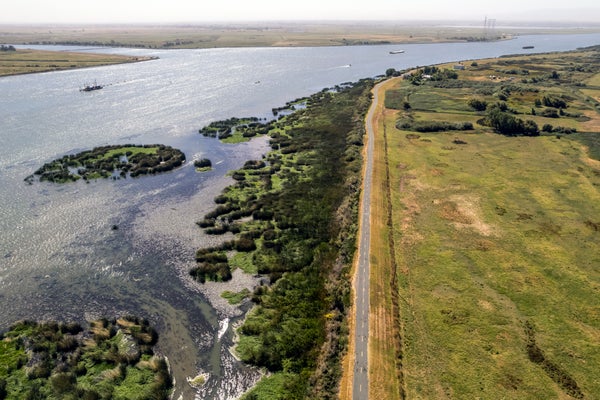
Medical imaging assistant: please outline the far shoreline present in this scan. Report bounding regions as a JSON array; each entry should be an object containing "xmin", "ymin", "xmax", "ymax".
[
  {"xmin": 6, "ymin": 21, "xmax": 598, "ymax": 51},
  {"xmin": 0, "ymin": 47, "xmax": 157, "ymax": 77}
]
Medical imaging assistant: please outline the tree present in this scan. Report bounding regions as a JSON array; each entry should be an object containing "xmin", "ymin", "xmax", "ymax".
[{"xmin": 486, "ymin": 107, "xmax": 538, "ymax": 137}]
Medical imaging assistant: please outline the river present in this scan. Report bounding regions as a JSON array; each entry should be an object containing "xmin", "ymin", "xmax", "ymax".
[{"xmin": 1, "ymin": 33, "xmax": 599, "ymax": 399}]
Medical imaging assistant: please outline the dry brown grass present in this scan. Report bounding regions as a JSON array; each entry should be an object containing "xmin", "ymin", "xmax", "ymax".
[
  {"xmin": 0, "ymin": 48, "xmax": 151, "ymax": 76},
  {"xmin": 340, "ymin": 77, "xmax": 403, "ymax": 400},
  {"xmin": 0, "ymin": 23, "xmax": 521, "ymax": 50},
  {"xmin": 339, "ymin": 314, "xmax": 354, "ymax": 400},
  {"xmin": 369, "ymin": 78, "xmax": 404, "ymax": 400}
]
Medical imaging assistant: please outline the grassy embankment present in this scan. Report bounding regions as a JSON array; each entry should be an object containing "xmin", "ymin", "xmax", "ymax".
[
  {"xmin": 374, "ymin": 49, "xmax": 600, "ymax": 398},
  {"xmin": 0, "ymin": 48, "xmax": 153, "ymax": 76},
  {"xmin": 0, "ymin": 317, "xmax": 171, "ymax": 399},
  {"xmin": 364, "ymin": 77, "xmax": 406, "ymax": 400},
  {"xmin": 191, "ymin": 81, "xmax": 374, "ymax": 399}
]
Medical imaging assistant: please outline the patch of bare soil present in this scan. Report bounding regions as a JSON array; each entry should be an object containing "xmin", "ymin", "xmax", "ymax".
[{"xmin": 436, "ymin": 195, "xmax": 496, "ymax": 236}]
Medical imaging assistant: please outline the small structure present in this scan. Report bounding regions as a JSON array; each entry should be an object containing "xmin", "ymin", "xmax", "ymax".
[{"xmin": 453, "ymin": 64, "xmax": 465, "ymax": 70}]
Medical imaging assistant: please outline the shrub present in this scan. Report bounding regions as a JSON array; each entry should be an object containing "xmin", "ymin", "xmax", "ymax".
[
  {"xmin": 194, "ymin": 158, "xmax": 212, "ymax": 168},
  {"xmin": 235, "ymin": 238, "xmax": 256, "ymax": 252},
  {"xmin": 541, "ymin": 108, "xmax": 560, "ymax": 118},
  {"xmin": 542, "ymin": 95, "xmax": 567, "ymax": 109},
  {"xmin": 468, "ymin": 98, "xmax": 488, "ymax": 111},
  {"xmin": 397, "ymin": 120, "xmax": 474, "ymax": 132},
  {"xmin": 243, "ymin": 160, "xmax": 266, "ymax": 170}
]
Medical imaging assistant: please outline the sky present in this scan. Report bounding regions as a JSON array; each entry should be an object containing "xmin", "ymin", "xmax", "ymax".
[{"xmin": 1, "ymin": 0, "xmax": 599, "ymax": 24}]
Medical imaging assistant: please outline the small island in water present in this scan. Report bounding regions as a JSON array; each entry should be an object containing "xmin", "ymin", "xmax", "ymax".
[{"xmin": 27, "ymin": 144, "xmax": 185, "ymax": 183}]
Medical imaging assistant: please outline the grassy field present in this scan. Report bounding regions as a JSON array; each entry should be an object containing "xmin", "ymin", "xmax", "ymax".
[
  {"xmin": 0, "ymin": 48, "xmax": 153, "ymax": 76},
  {"xmin": 375, "ymin": 50, "xmax": 600, "ymax": 398},
  {"xmin": 9, "ymin": 22, "xmax": 600, "ymax": 50}
]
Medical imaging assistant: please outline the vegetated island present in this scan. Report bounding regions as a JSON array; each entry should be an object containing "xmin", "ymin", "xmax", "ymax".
[
  {"xmin": 27, "ymin": 144, "xmax": 185, "ymax": 183},
  {"xmin": 193, "ymin": 158, "xmax": 212, "ymax": 172},
  {"xmin": 199, "ymin": 117, "xmax": 271, "ymax": 143},
  {"xmin": 192, "ymin": 80, "xmax": 374, "ymax": 398},
  {"xmin": 0, "ymin": 317, "xmax": 172, "ymax": 399},
  {"xmin": 0, "ymin": 47, "xmax": 156, "ymax": 77},
  {"xmin": 365, "ymin": 48, "xmax": 600, "ymax": 400}
]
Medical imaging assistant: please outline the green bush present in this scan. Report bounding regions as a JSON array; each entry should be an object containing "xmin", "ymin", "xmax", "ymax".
[{"xmin": 468, "ymin": 98, "xmax": 488, "ymax": 111}]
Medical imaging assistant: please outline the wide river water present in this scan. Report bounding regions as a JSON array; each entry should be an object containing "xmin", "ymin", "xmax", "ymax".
[{"xmin": 1, "ymin": 33, "xmax": 600, "ymax": 399}]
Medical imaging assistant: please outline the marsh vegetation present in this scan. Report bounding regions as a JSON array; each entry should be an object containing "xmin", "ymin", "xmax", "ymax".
[
  {"xmin": 0, "ymin": 317, "xmax": 171, "ymax": 399},
  {"xmin": 30, "ymin": 144, "xmax": 185, "ymax": 183},
  {"xmin": 192, "ymin": 80, "xmax": 374, "ymax": 398}
]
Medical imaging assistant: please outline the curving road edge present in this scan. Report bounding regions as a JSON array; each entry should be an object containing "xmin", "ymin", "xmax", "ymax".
[{"xmin": 352, "ymin": 79, "xmax": 383, "ymax": 399}]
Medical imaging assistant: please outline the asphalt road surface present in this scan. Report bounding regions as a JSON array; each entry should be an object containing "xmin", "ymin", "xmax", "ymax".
[{"xmin": 353, "ymin": 80, "xmax": 381, "ymax": 399}]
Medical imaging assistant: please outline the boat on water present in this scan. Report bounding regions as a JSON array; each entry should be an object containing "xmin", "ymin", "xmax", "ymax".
[
  {"xmin": 80, "ymin": 81, "xmax": 103, "ymax": 92},
  {"xmin": 522, "ymin": 46, "xmax": 535, "ymax": 49},
  {"xmin": 389, "ymin": 50, "xmax": 405, "ymax": 54}
]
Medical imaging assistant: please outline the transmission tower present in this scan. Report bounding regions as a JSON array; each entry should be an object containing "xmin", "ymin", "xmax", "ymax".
[{"xmin": 483, "ymin": 16, "xmax": 496, "ymax": 40}]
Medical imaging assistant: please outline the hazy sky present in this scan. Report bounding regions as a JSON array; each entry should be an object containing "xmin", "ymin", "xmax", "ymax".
[{"xmin": 2, "ymin": 0, "xmax": 599, "ymax": 24}]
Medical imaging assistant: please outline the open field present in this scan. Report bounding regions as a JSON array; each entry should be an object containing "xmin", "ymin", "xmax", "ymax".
[
  {"xmin": 375, "ymin": 50, "xmax": 600, "ymax": 398},
  {"xmin": 4, "ymin": 22, "xmax": 600, "ymax": 50},
  {"xmin": 0, "ymin": 48, "xmax": 153, "ymax": 76}
]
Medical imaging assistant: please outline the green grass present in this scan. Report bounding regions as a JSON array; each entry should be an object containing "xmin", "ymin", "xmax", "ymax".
[
  {"xmin": 221, "ymin": 133, "xmax": 252, "ymax": 144},
  {"xmin": 240, "ymin": 372, "xmax": 296, "ymax": 400},
  {"xmin": 0, "ymin": 340, "xmax": 26, "ymax": 377},
  {"xmin": 382, "ymin": 50, "xmax": 600, "ymax": 399},
  {"xmin": 407, "ymin": 89, "xmax": 474, "ymax": 112},
  {"xmin": 392, "ymin": 131, "xmax": 600, "ymax": 399},
  {"xmin": 229, "ymin": 251, "xmax": 258, "ymax": 274},
  {"xmin": 221, "ymin": 289, "xmax": 251, "ymax": 305},
  {"xmin": 102, "ymin": 146, "xmax": 158, "ymax": 159}
]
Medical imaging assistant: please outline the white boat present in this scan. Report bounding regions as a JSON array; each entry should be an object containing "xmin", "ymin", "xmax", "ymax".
[{"xmin": 389, "ymin": 50, "xmax": 405, "ymax": 54}]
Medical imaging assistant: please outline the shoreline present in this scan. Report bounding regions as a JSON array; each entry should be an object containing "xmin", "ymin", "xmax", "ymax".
[
  {"xmin": 0, "ymin": 48, "xmax": 157, "ymax": 77},
  {"xmin": 5, "ymin": 22, "xmax": 598, "ymax": 51}
]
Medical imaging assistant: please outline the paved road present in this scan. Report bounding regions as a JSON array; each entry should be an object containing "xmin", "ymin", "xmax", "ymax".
[{"xmin": 353, "ymin": 81, "xmax": 381, "ymax": 399}]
